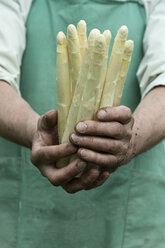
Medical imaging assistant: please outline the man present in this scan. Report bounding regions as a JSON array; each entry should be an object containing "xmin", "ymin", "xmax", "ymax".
[{"xmin": 0, "ymin": 0, "xmax": 165, "ymax": 247}]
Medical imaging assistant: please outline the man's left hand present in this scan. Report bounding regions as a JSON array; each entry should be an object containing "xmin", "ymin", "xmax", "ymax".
[{"xmin": 70, "ymin": 106, "xmax": 134, "ymax": 173}]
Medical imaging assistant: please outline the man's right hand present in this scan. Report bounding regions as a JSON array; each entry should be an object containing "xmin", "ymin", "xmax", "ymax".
[
  {"xmin": 0, "ymin": 82, "xmax": 109, "ymax": 193},
  {"xmin": 31, "ymin": 109, "xmax": 109, "ymax": 193}
]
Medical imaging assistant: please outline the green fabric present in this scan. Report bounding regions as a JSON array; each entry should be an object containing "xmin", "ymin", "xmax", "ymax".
[{"xmin": 1, "ymin": 0, "xmax": 165, "ymax": 247}]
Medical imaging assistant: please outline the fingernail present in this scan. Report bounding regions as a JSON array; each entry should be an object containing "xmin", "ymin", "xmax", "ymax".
[
  {"xmin": 99, "ymin": 173, "xmax": 110, "ymax": 181},
  {"xmin": 71, "ymin": 133, "xmax": 80, "ymax": 144},
  {"xmin": 42, "ymin": 110, "xmax": 57, "ymax": 129},
  {"xmin": 76, "ymin": 122, "xmax": 87, "ymax": 133},
  {"xmin": 67, "ymin": 143, "xmax": 77, "ymax": 153},
  {"xmin": 89, "ymin": 174, "xmax": 98, "ymax": 182},
  {"xmin": 97, "ymin": 109, "xmax": 107, "ymax": 119},
  {"xmin": 77, "ymin": 161, "xmax": 87, "ymax": 171},
  {"xmin": 80, "ymin": 149, "xmax": 88, "ymax": 159}
]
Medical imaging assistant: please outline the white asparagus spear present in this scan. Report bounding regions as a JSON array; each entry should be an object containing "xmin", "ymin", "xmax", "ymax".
[
  {"xmin": 76, "ymin": 34, "xmax": 106, "ymax": 122},
  {"xmin": 100, "ymin": 25, "xmax": 128, "ymax": 108},
  {"xmin": 67, "ymin": 24, "xmax": 81, "ymax": 96},
  {"xmin": 56, "ymin": 32, "xmax": 71, "ymax": 143},
  {"xmin": 57, "ymin": 29, "xmax": 100, "ymax": 168},
  {"xmin": 77, "ymin": 20, "xmax": 87, "ymax": 59},
  {"xmin": 94, "ymin": 30, "xmax": 111, "ymax": 116},
  {"xmin": 113, "ymin": 40, "xmax": 134, "ymax": 106}
]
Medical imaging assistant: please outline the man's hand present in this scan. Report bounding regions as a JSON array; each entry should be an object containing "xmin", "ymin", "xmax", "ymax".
[
  {"xmin": 70, "ymin": 106, "xmax": 134, "ymax": 173},
  {"xmin": 31, "ymin": 109, "xmax": 109, "ymax": 193}
]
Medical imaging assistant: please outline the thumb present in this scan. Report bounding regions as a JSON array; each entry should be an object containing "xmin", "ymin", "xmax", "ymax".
[{"xmin": 38, "ymin": 109, "xmax": 58, "ymax": 131}]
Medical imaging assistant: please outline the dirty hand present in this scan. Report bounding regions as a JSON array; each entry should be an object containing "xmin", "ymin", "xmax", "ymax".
[
  {"xmin": 31, "ymin": 109, "xmax": 109, "ymax": 193},
  {"xmin": 70, "ymin": 106, "xmax": 134, "ymax": 173}
]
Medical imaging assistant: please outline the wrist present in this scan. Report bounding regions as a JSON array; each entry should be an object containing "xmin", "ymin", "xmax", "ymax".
[
  {"xmin": 125, "ymin": 117, "xmax": 139, "ymax": 162},
  {"xmin": 130, "ymin": 114, "xmax": 150, "ymax": 158}
]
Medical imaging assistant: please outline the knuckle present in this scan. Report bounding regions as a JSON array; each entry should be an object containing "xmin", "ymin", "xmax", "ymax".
[
  {"xmin": 108, "ymin": 155, "xmax": 118, "ymax": 167},
  {"xmin": 75, "ymin": 162, "xmax": 86, "ymax": 174},
  {"xmin": 49, "ymin": 176, "xmax": 60, "ymax": 187},
  {"xmin": 65, "ymin": 187, "xmax": 76, "ymax": 194},
  {"xmin": 89, "ymin": 136, "xmax": 95, "ymax": 146},
  {"xmin": 82, "ymin": 173, "xmax": 98, "ymax": 187},
  {"xmin": 80, "ymin": 137, "xmax": 94, "ymax": 147},
  {"xmin": 30, "ymin": 149, "xmax": 40, "ymax": 165},
  {"xmin": 97, "ymin": 157, "xmax": 106, "ymax": 166},
  {"xmin": 114, "ymin": 123, "xmax": 123, "ymax": 136},
  {"xmin": 107, "ymin": 140, "xmax": 116, "ymax": 152},
  {"xmin": 104, "ymin": 156, "xmax": 118, "ymax": 172},
  {"xmin": 120, "ymin": 106, "xmax": 132, "ymax": 118},
  {"xmin": 125, "ymin": 108, "xmax": 132, "ymax": 119},
  {"xmin": 93, "ymin": 122, "xmax": 99, "ymax": 133},
  {"xmin": 81, "ymin": 180, "xmax": 89, "ymax": 188},
  {"xmin": 98, "ymin": 155, "xmax": 112, "ymax": 167},
  {"xmin": 42, "ymin": 148, "xmax": 52, "ymax": 163},
  {"xmin": 121, "ymin": 143, "xmax": 129, "ymax": 154},
  {"xmin": 101, "ymin": 107, "xmax": 110, "ymax": 115},
  {"xmin": 37, "ymin": 117, "xmax": 42, "ymax": 129},
  {"xmin": 66, "ymin": 143, "xmax": 77, "ymax": 153},
  {"xmin": 112, "ymin": 140, "xmax": 118, "ymax": 150},
  {"xmin": 30, "ymin": 152, "xmax": 36, "ymax": 165},
  {"xmin": 109, "ymin": 165, "xmax": 118, "ymax": 173},
  {"xmin": 94, "ymin": 152, "xmax": 102, "ymax": 164},
  {"xmin": 126, "ymin": 130, "xmax": 132, "ymax": 139},
  {"xmin": 67, "ymin": 169, "xmax": 78, "ymax": 180},
  {"xmin": 52, "ymin": 181, "xmax": 60, "ymax": 187},
  {"xmin": 106, "ymin": 143, "xmax": 112, "ymax": 153},
  {"xmin": 87, "ymin": 175, "xmax": 97, "ymax": 184},
  {"xmin": 117, "ymin": 157, "xmax": 124, "ymax": 166},
  {"xmin": 95, "ymin": 175, "xmax": 108, "ymax": 187},
  {"xmin": 39, "ymin": 169, "xmax": 47, "ymax": 178},
  {"xmin": 37, "ymin": 115, "xmax": 45, "ymax": 131},
  {"xmin": 95, "ymin": 181, "xmax": 103, "ymax": 187},
  {"xmin": 113, "ymin": 108, "xmax": 120, "ymax": 119}
]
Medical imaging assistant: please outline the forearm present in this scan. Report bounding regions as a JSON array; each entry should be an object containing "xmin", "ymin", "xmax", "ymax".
[
  {"xmin": 0, "ymin": 81, "xmax": 40, "ymax": 148},
  {"xmin": 132, "ymin": 86, "xmax": 165, "ymax": 156}
]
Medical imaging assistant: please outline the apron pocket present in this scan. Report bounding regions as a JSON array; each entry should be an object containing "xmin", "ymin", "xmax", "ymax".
[
  {"xmin": 0, "ymin": 157, "xmax": 22, "ymax": 248},
  {"xmin": 122, "ymin": 167, "xmax": 165, "ymax": 248}
]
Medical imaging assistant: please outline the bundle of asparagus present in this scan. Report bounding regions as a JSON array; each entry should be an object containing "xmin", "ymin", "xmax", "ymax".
[{"xmin": 56, "ymin": 20, "xmax": 134, "ymax": 168}]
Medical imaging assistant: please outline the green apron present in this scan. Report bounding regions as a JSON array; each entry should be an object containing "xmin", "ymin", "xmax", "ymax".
[{"xmin": 1, "ymin": 0, "xmax": 165, "ymax": 247}]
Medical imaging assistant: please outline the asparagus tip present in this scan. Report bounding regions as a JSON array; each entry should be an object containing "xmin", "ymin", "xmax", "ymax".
[
  {"xmin": 88, "ymin": 28, "xmax": 100, "ymax": 42},
  {"xmin": 103, "ymin": 30, "xmax": 112, "ymax": 45},
  {"xmin": 117, "ymin": 25, "xmax": 128, "ymax": 40},
  {"xmin": 77, "ymin": 20, "xmax": 87, "ymax": 32},
  {"xmin": 67, "ymin": 24, "xmax": 77, "ymax": 37},
  {"xmin": 95, "ymin": 34, "xmax": 106, "ymax": 50},
  {"xmin": 57, "ymin": 31, "xmax": 66, "ymax": 45},
  {"xmin": 125, "ymin": 40, "xmax": 134, "ymax": 54}
]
